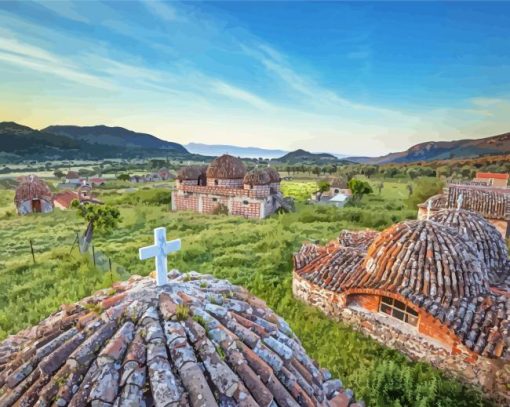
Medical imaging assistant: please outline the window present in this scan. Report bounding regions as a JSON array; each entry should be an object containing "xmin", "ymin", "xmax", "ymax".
[
  {"xmin": 243, "ymin": 200, "xmax": 249, "ymax": 205},
  {"xmin": 214, "ymin": 179, "xmax": 219, "ymax": 186},
  {"xmin": 212, "ymin": 197, "xmax": 218, "ymax": 202},
  {"xmin": 334, "ymin": 189, "xmax": 339, "ymax": 193},
  {"xmin": 379, "ymin": 296, "xmax": 418, "ymax": 326}
]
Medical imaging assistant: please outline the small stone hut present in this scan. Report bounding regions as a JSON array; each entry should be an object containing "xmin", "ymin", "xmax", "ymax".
[
  {"xmin": 14, "ymin": 175, "xmax": 53, "ymax": 215},
  {"xmin": 0, "ymin": 271, "xmax": 359, "ymax": 406},
  {"xmin": 293, "ymin": 218, "xmax": 510, "ymax": 402}
]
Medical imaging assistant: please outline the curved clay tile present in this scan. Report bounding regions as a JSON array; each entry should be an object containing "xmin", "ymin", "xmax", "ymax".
[
  {"xmin": 430, "ymin": 209, "xmax": 510, "ymax": 286},
  {"xmin": 176, "ymin": 165, "xmax": 207, "ymax": 181},
  {"xmin": 264, "ymin": 167, "xmax": 281, "ymax": 183},
  {"xmin": 14, "ymin": 175, "xmax": 53, "ymax": 206},
  {"xmin": 338, "ymin": 230, "xmax": 379, "ymax": 252},
  {"xmin": 243, "ymin": 169, "xmax": 271, "ymax": 186},
  {"xmin": 0, "ymin": 272, "xmax": 353, "ymax": 407},
  {"xmin": 206, "ymin": 155, "xmax": 246, "ymax": 180}
]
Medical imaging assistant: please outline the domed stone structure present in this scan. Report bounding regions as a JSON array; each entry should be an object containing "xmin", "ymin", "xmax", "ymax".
[
  {"xmin": 176, "ymin": 166, "xmax": 207, "ymax": 186},
  {"xmin": 14, "ymin": 175, "xmax": 54, "ymax": 215},
  {"xmin": 293, "ymin": 220, "xmax": 510, "ymax": 401},
  {"xmin": 206, "ymin": 154, "xmax": 246, "ymax": 188},
  {"xmin": 430, "ymin": 209, "xmax": 510, "ymax": 286},
  {"xmin": 0, "ymin": 272, "xmax": 355, "ymax": 406},
  {"xmin": 173, "ymin": 156, "xmax": 290, "ymax": 219}
]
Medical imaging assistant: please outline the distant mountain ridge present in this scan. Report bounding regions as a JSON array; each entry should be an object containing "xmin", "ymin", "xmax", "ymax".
[
  {"xmin": 276, "ymin": 149, "xmax": 349, "ymax": 164},
  {"xmin": 44, "ymin": 125, "xmax": 187, "ymax": 153},
  {"xmin": 185, "ymin": 142, "xmax": 287, "ymax": 159},
  {"xmin": 347, "ymin": 131, "xmax": 510, "ymax": 164},
  {"xmin": 0, "ymin": 122, "xmax": 189, "ymax": 160}
]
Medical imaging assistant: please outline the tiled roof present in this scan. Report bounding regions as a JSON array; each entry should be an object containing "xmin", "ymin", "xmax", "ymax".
[
  {"xmin": 53, "ymin": 190, "xmax": 79, "ymax": 208},
  {"xmin": 265, "ymin": 167, "xmax": 281, "ymax": 183},
  {"xmin": 207, "ymin": 155, "xmax": 246, "ymax": 180},
  {"xmin": 177, "ymin": 165, "xmax": 207, "ymax": 181},
  {"xmin": 476, "ymin": 172, "xmax": 509, "ymax": 180},
  {"xmin": 0, "ymin": 272, "xmax": 355, "ymax": 407},
  {"xmin": 430, "ymin": 209, "xmax": 510, "ymax": 286},
  {"xmin": 14, "ymin": 175, "xmax": 53, "ymax": 206},
  {"xmin": 338, "ymin": 230, "xmax": 379, "ymax": 251},
  {"xmin": 294, "ymin": 220, "xmax": 510, "ymax": 358},
  {"xmin": 244, "ymin": 169, "xmax": 271, "ymax": 186},
  {"xmin": 446, "ymin": 185, "xmax": 510, "ymax": 220},
  {"xmin": 417, "ymin": 194, "xmax": 446, "ymax": 210}
]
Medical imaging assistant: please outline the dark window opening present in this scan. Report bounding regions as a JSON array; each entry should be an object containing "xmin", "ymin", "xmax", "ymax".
[
  {"xmin": 212, "ymin": 197, "xmax": 218, "ymax": 202},
  {"xmin": 214, "ymin": 179, "xmax": 219, "ymax": 186},
  {"xmin": 334, "ymin": 189, "xmax": 339, "ymax": 193},
  {"xmin": 243, "ymin": 200, "xmax": 249, "ymax": 205},
  {"xmin": 379, "ymin": 296, "xmax": 418, "ymax": 326}
]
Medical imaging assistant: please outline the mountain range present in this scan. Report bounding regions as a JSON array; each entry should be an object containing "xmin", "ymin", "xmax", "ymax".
[
  {"xmin": 347, "ymin": 132, "xmax": 510, "ymax": 164},
  {"xmin": 1, "ymin": 121, "xmax": 509, "ymax": 164},
  {"xmin": 185, "ymin": 143, "xmax": 287, "ymax": 159}
]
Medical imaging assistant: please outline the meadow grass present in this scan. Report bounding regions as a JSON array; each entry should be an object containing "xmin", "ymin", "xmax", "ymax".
[{"xmin": 0, "ymin": 180, "xmax": 490, "ymax": 406}]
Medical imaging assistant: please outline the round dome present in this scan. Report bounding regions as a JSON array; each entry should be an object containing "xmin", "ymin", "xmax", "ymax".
[
  {"xmin": 14, "ymin": 175, "xmax": 53, "ymax": 206},
  {"xmin": 329, "ymin": 178, "xmax": 347, "ymax": 189},
  {"xmin": 176, "ymin": 165, "xmax": 207, "ymax": 181},
  {"xmin": 430, "ymin": 209, "xmax": 509, "ymax": 285},
  {"xmin": 361, "ymin": 220, "xmax": 489, "ymax": 305},
  {"xmin": 0, "ymin": 272, "xmax": 350, "ymax": 406},
  {"xmin": 264, "ymin": 167, "xmax": 281, "ymax": 183},
  {"xmin": 206, "ymin": 155, "xmax": 246, "ymax": 179},
  {"xmin": 243, "ymin": 169, "xmax": 271, "ymax": 185}
]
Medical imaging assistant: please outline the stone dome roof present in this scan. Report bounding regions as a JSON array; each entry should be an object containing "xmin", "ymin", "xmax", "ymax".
[
  {"xmin": 430, "ymin": 209, "xmax": 510, "ymax": 286},
  {"xmin": 357, "ymin": 220, "xmax": 490, "ymax": 305},
  {"xmin": 243, "ymin": 169, "xmax": 271, "ymax": 186},
  {"xmin": 329, "ymin": 178, "xmax": 347, "ymax": 189},
  {"xmin": 338, "ymin": 230, "xmax": 379, "ymax": 252},
  {"xmin": 14, "ymin": 175, "xmax": 53, "ymax": 206},
  {"xmin": 0, "ymin": 272, "xmax": 352, "ymax": 406},
  {"xmin": 265, "ymin": 167, "xmax": 281, "ymax": 183},
  {"xmin": 417, "ymin": 193, "xmax": 446, "ymax": 210},
  {"xmin": 206, "ymin": 155, "xmax": 246, "ymax": 179},
  {"xmin": 176, "ymin": 165, "xmax": 207, "ymax": 181}
]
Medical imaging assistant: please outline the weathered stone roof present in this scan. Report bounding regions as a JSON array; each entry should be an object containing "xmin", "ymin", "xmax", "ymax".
[
  {"xmin": 265, "ymin": 167, "xmax": 281, "ymax": 183},
  {"xmin": 430, "ymin": 209, "xmax": 510, "ymax": 286},
  {"xmin": 14, "ymin": 175, "xmax": 53, "ymax": 206},
  {"xmin": 207, "ymin": 155, "xmax": 246, "ymax": 180},
  {"xmin": 0, "ymin": 272, "xmax": 355, "ymax": 407},
  {"xmin": 338, "ymin": 230, "xmax": 379, "ymax": 252},
  {"xmin": 446, "ymin": 185, "xmax": 510, "ymax": 220},
  {"xmin": 243, "ymin": 169, "xmax": 271, "ymax": 186},
  {"xmin": 294, "ymin": 220, "xmax": 510, "ymax": 358},
  {"xmin": 176, "ymin": 165, "xmax": 207, "ymax": 181},
  {"xmin": 417, "ymin": 194, "xmax": 446, "ymax": 210}
]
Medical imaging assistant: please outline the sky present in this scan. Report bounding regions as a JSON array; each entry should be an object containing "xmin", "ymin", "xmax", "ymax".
[{"xmin": 0, "ymin": 1, "xmax": 510, "ymax": 156}]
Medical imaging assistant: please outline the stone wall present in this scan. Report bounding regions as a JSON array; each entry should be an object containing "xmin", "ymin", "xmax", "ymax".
[
  {"xmin": 17, "ymin": 199, "xmax": 53, "ymax": 215},
  {"xmin": 206, "ymin": 178, "xmax": 244, "ymax": 188},
  {"xmin": 293, "ymin": 273, "xmax": 510, "ymax": 403}
]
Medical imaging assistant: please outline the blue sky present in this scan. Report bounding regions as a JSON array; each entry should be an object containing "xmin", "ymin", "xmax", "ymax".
[{"xmin": 0, "ymin": 1, "xmax": 509, "ymax": 156}]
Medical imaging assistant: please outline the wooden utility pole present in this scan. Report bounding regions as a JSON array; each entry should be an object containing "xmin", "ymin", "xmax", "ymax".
[{"xmin": 29, "ymin": 240, "xmax": 35, "ymax": 264}]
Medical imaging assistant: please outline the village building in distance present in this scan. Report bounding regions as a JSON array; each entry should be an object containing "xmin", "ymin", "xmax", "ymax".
[
  {"xmin": 172, "ymin": 154, "xmax": 292, "ymax": 219},
  {"xmin": 14, "ymin": 175, "xmax": 54, "ymax": 215},
  {"xmin": 53, "ymin": 182, "xmax": 102, "ymax": 210},
  {"xmin": 292, "ymin": 210, "xmax": 510, "ymax": 402},
  {"xmin": 310, "ymin": 178, "xmax": 352, "ymax": 207},
  {"xmin": 418, "ymin": 172, "xmax": 509, "ymax": 237}
]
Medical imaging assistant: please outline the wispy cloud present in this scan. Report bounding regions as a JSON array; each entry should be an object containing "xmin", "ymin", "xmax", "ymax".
[
  {"xmin": 143, "ymin": 0, "xmax": 180, "ymax": 22},
  {"xmin": 210, "ymin": 80, "xmax": 275, "ymax": 111}
]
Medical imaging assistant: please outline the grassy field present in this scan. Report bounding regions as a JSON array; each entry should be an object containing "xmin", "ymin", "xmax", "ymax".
[{"xmin": 0, "ymin": 179, "xmax": 490, "ymax": 406}]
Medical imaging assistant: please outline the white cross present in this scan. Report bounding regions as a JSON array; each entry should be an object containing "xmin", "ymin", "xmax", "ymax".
[
  {"xmin": 457, "ymin": 193, "xmax": 463, "ymax": 210},
  {"xmin": 426, "ymin": 199, "xmax": 433, "ymax": 220},
  {"xmin": 139, "ymin": 227, "xmax": 181, "ymax": 286}
]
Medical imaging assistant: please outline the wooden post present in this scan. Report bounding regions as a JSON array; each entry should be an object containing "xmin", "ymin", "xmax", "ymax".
[
  {"xmin": 109, "ymin": 258, "xmax": 113, "ymax": 285},
  {"xmin": 29, "ymin": 240, "xmax": 35, "ymax": 264},
  {"xmin": 92, "ymin": 245, "xmax": 96, "ymax": 266}
]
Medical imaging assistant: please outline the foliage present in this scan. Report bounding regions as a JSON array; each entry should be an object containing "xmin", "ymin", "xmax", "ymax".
[
  {"xmin": 348, "ymin": 179, "xmax": 373, "ymax": 203},
  {"xmin": 0, "ymin": 180, "xmax": 492, "ymax": 406},
  {"xmin": 407, "ymin": 178, "xmax": 445, "ymax": 209},
  {"xmin": 317, "ymin": 180, "xmax": 331, "ymax": 193},
  {"xmin": 75, "ymin": 204, "xmax": 121, "ymax": 233},
  {"xmin": 117, "ymin": 173, "xmax": 131, "ymax": 181},
  {"xmin": 212, "ymin": 203, "xmax": 229, "ymax": 215}
]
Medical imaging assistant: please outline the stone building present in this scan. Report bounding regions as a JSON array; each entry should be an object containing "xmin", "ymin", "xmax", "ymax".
[
  {"xmin": 172, "ymin": 155, "xmax": 292, "ymax": 219},
  {"xmin": 473, "ymin": 171, "xmax": 509, "ymax": 188},
  {"xmin": 14, "ymin": 175, "xmax": 54, "ymax": 215},
  {"xmin": 0, "ymin": 271, "xmax": 360, "ymax": 407},
  {"xmin": 418, "ymin": 183, "xmax": 509, "ymax": 237},
  {"xmin": 293, "ymin": 215, "xmax": 510, "ymax": 402}
]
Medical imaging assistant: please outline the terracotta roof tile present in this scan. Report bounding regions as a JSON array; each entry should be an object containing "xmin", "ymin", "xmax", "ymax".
[
  {"xmin": 0, "ymin": 273, "xmax": 352, "ymax": 406},
  {"xmin": 446, "ymin": 185, "xmax": 510, "ymax": 220}
]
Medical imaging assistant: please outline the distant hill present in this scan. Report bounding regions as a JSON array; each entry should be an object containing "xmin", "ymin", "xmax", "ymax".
[
  {"xmin": 276, "ymin": 149, "xmax": 348, "ymax": 164},
  {"xmin": 186, "ymin": 143, "xmax": 287, "ymax": 159},
  {"xmin": 347, "ymin": 132, "xmax": 510, "ymax": 164},
  {"xmin": 0, "ymin": 122, "xmax": 190, "ymax": 160},
  {"xmin": 44, "ymin": 125, "xmax": 188, "ymax": 153}
]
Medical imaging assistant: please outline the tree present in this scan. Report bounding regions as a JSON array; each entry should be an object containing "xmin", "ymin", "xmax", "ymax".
[
  {"xmin": 377, "ymin": 182, "xmax": 384, "ymax": 194},
  {"xmin": 117, "ymin": 173, "xmax": 131, "ymax": 181},
  {"xmin": 348, "ymin": 179, "xmax": 373, "ymax": 204},
  {"xmin": 73, "ymin": 202, "xmax": 121, "ymax": 251},
  {"xmin": 53, "ymin": 170, "xmax": 64, "ymax": 179},
  {"xmin": 407, "ymin": 178, "xmax": 444, "ymax": 209},
  {"xmin": 316, "ymin": 180, "xmax": 331, "ymax": 201}
]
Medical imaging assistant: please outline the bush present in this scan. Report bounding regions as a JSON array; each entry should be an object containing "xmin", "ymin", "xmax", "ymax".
[{"xmin": 407, "ymin": 178, "xmax": 444, "ymax": 209}]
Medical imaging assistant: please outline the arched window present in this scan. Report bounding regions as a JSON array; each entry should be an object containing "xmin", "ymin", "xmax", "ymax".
[
  {"xmin": 379, "ymin": 296, "xmax": 418, "ymax": 326},
  {"xmin": 334, "ymin": 189, "xmax": 339, "ymax": 193},
  {"xmin": 214, "ymin": 179, "xmax": 219, "ymax": 186}
]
